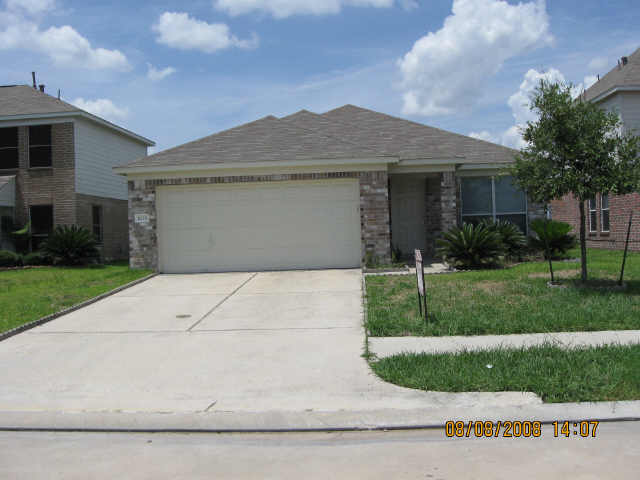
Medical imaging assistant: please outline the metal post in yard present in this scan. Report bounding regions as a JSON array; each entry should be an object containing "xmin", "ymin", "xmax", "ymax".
[{"xmin": 619, "ymin": 212, "xmax": 633, "ymax": 287}]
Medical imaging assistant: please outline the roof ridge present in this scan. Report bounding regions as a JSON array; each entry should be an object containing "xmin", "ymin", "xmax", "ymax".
[
  {"xmin": 280, "ymin": 110, "xmax": 385, "ymax": 155},
  {"xmin": 323, "ymin": 104, "xmax": 516, "ymax": 154}
]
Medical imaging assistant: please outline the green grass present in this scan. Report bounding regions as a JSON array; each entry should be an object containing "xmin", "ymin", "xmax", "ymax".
[
  {"xmin": 366, "ymin": 248, "xmax": 640, "ymax": 337},
  {"xmin": 370, "ymin": 344, "xmax": 640, "ymax": 403},
  {"xmin": 0, "ymin": 262, "xmax": 152, "ymax": 333}
]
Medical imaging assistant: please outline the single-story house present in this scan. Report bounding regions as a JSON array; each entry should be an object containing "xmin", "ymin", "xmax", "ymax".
[{"xmin": 115, "ymin": 105, "xmax": 544, "ymax": 273}]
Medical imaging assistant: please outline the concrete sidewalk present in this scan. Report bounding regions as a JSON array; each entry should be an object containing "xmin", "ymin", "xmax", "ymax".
[{"xmin": 369, "ymin": 330, "xmax": 640, "ymax": 358}]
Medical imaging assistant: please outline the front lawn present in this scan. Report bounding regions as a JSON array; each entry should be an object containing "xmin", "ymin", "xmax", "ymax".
[
  {"xmin": 0, "ymin": 262, "xmax": 152, "ymax": 333},
  {"xmin": 365, "ymin": 248, "xmax": 640, "ymax": 336},
  {"xmin": 370, "ymin": 344, "xmax": 640, "ymax": 403}
]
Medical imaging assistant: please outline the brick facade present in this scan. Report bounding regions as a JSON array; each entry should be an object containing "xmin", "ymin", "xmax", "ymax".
[
  {"xmin": 128, "ymin": 171, "xmax": 392, "ymax": 271},
  {"xmin": 551, "ymin": 193, "xmax": 640, "ymax": 251},
  {"xmin": 76, "ymin": 193, "xmax": 129, "ymax": 261},
  {"xmin": 14, "ymin": 123, "xmax": 76, "ymax": 227},
  {"xmin": 2, "ymin": 122, "xmax": 129, "ymax": 259}
]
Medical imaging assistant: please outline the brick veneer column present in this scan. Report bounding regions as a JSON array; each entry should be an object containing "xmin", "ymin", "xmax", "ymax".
[
  {"xmin": 359, "ymin": 170, "xmax": 391, "ymax": 263},
  {"xmin": 440, "ymin": 171, "xmax": 458, "ymax": 233},
  {"xmin": 128, "ymin": 179, "xmax": 157, "ymax": 269}
]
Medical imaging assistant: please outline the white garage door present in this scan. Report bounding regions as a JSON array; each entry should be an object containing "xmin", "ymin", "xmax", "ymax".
[{"xmin": 157, "ymin": 179, "xmax": 362, "ymax": 273}]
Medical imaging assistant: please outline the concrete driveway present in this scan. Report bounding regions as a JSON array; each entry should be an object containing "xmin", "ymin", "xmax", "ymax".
[{"xmin": 0, "ymin": 270, "xmax": 535, "ymax": 418}]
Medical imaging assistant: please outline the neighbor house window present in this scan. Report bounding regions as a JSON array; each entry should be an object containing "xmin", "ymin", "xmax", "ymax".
[
  {"xmin": 92, "ymin": 205, "xmax": 103, "ymax": 243},
  {"xmin": 29, "ymin": 125, "xmax": 52, "ymax": 168},
  {"xmin": 0, "ymin": 127, "xmax": 19, "ymax": 169},
  {"xmin": 588, "ymin": 198, "xmax": 597, "ymax": 233},
  {"xmin": 601, "ymin": 194, "xmax": 610, "ymax": 233},
  {"xmin": 30, "ymin": 205, "xmax": 53, "ymax": 251},
  {"xmin": 461, "ymin": 176, "xmax": 528, "ymax": 232}
]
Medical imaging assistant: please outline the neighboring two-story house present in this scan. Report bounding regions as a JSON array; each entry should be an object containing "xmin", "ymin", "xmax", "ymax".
[
  {"xmin": 0, "ymin": 85, "xmax": 154, "ymax": 259},
  {"xmin": 551, "ymin": 47, "xmax": 640, "ymax": 251}
]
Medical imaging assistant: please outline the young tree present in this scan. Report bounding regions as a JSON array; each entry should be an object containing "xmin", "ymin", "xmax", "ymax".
[{"xmin": 510, "ymin": 80, "xmax": 640, "ymax": 282}]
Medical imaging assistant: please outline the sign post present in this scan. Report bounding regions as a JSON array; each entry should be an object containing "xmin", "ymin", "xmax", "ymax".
[{"xmin": 414, "ymin": 249, "xmax": 427, "ymax": 324}]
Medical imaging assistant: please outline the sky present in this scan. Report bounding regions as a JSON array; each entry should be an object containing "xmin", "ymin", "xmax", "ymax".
[{"xmin": 1, "ymin": 0, "xmax": 639, "ymax": 153}]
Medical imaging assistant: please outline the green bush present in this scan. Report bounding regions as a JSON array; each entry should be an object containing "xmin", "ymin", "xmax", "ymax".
[
  {"xmin": 41, "ymin": 225, "xmax": 100, "ymax": 266},
  {"xmin": 529, "ymin": 219, "xmax": 577, "ymax": 259},
  {"xmin": 481, "ymin": 219, "xmax": 527, "ymax": 259},
  {"xmin": 0, "ymin": 250, "xmax": 21, "ymax": 267},
  {"xmin": 436, "ymin": 223, "xmax": 505, "ymax": 269},
  {"xmin": 22, "ymin": 251, "xmax": 52, "ymax": 266}
]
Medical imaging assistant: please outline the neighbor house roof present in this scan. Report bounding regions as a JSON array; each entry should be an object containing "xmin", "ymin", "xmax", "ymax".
[
  {"xmin": 117, "ymin": 104, "xmax": 517, "ymax": 172},
  {"xmin": 0, "ymin": 85, "xmax": 154, "ymax": 146},
  {"xmin": 584, "ymin": 47, "xmax": 640, "ymax": 102}
]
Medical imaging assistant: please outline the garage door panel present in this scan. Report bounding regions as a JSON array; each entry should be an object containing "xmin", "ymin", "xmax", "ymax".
[{"xmin": 157, "ymin": 180, "xmax": 361, "ymax": 273}]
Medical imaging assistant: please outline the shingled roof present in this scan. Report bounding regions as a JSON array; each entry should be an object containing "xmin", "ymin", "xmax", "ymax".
[
  {"xmin": 584, "ymin": 47, "xmax": 640, "ymax": 102},
  {"xmin": 123, "ymin": 115, "xmax": 388, "ymax": 168},
  {"xmin": 0, "ymin": 85, "xmax": 154, "ymax": 146},
  {"xmin": 120, "ymin": 104, "xmax": 517, "ymax": 169},
  {"xmin": 0, "ymin": 85, "xmax": 79, "ymax": 117}
]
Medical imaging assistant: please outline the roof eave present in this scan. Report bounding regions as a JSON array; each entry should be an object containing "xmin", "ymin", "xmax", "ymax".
[
  {"xmin": 587, "ymin": 85, "xmax": 640, "ymax": 103},
  {"xmin": 113, "ymin": 156, "xmax": 399, "ymax": 176},
  {"xmin": 0, "ymin": 111, "xmax": 155, "ymax": 146}
]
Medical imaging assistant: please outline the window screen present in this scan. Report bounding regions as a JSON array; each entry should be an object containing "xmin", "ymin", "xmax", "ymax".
[
  {"xmin": 600, "ymin": 195, "xmax": 610, "ymax": 232},
  {"xmin": 30, "ymin": 205, "xmax": 53, "ymax": 250},
  {"xmin": 0, "ymin": 127, "xmax": 19, "ymax": 169},
  {"xmin": 29, "ymin": 125, "xmax": 52, "ymax": 168},
  {"xmin": 92, "ymin": 205, "xmax": 103, "ymax": 243},
  {"xmin": 461, "ymin": 176, "xmax": 527, "ymax": 232},
  {"xmin": 588, "ymin": 198, "xmax": 597, "ymax": 233}
]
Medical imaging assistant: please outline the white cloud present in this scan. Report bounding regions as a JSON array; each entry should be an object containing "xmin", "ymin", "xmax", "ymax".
[
  {"xmin": 471, "ymin": 68, "xmax": 587, "ymax": 149},
  {"xmin": 584, "ymin": 74, "xmax": 598, "ymax": 89},
  {"xmin": 469, "ymin": 130, "xmax": 498, "ymax": 143},
  {"xmin": 147, "ymin": 63, "xmax": 177, "ymax": 81},
  {"xmin": 213, "ymin": 0, "xmax": 406, "ymax": 18},
  {"xmin": 588, "ymin": 56, "xmax": 608, "ymax": 71},
  {"xmin": 398, "ymin": 0, "xmax": 553, "ymax": 116},
  {"xmin": 153, "ymin": 12, "xmax": 258, "ymax": 53},
  {"xmin": 73, "ymin": 98, "xmax": 129, "ymax": 122},
  {"xmin": 5, "ymin": 0, "xmax": 55, "ymax": 14},
  {"xmin": 0, "ymin": 5, "xmax": 130, "ymax": 70}
]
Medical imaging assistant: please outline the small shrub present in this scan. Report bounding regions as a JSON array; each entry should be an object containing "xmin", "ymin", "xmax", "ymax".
[
  {"xmin": 0, "ymin": 250, "xmax": 21, "ymax": 267},
  {"xmin": 529, "ymin": 219, "xmax": 577, "ymax": 259},
  {"xmin": 365, "ymin": 251, "xmax": 381, "ymax": 269},
  {"xmin": 481, "ymin": 219, "xmax": 527, "ymax": 260},
  {"xmin": 436, "ymin": 223, "xmax": 505, "ymax": 269},
  {"xmin": 41, "ymin": 225, "xmax": 100, "ymax": 266},
  {"xmin": 22, "ymin": 251, "xmax": 52, "ymax": 266}
]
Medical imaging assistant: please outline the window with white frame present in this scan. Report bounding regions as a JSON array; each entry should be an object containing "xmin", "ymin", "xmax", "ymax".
[
  {"xmin": 461, "ymin": 176, "xmax": 528, "ymax": 232},
  {"xmin": 600, "ymin": 194, "xmax": 610, "ymax": 232},
  {"xmin": 588, "ymin": 198, "xmax": 597, "ymax": 233}
]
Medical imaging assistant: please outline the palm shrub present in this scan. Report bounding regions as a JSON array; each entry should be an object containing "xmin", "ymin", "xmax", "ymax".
[
  {"xmin": 480, "ymin": 219, "xmax": 527, "ymax": 260},
  {"xmin": 529, "ymin": 219, "xmax": 577, "ymax": 259},
  {"xmin": 0, "ymin": 250, "xmax": 21, "ymax": 267},
  {"xmin": 436, "ymin": 223, "xmax": 505, "ymax": 269},
  {"xmin": 41, "ymin": 225, "xmax": 100, "ymax": 266}
]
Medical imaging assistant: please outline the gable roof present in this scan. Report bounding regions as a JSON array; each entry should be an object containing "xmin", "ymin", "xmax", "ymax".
[
  {"xmin": 584, "ymin": 47, "xmax": 640, "ymax": 102},
  {"xmin": 283, "ymin": 105, "xmax": 516, "ymax": 163},
  {"xmin": 0, "ymin": 85, "xmax": 154, "ymax": 146},
  {"xmin": 122, "ymin": 115, "xmax": 389, "ymax": 169}
]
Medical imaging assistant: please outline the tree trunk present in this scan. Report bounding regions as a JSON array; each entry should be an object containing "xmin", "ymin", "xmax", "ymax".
[{"xmin": 578, "ymin": 200, "xmax": 588, "ymax": 282}]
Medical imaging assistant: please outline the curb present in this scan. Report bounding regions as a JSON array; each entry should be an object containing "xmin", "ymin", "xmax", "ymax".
[
  {"xmin": 0, "ymin": 401, "xmax": 638, "ymax": 433},
  {"xmin": 0, "ymin": 272, "xmax": 158, "ymax": 343}
]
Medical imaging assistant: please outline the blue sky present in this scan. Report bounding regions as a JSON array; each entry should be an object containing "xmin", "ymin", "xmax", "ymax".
[{"xmin": 1, "ymin": 0, "xmax": 639, "ymax": 152}]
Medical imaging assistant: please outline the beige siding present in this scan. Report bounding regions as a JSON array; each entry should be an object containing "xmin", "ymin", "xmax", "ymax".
[
  {"xmin": 618, "ymin": 92, "xmax": 640, "ymax": 135},
  {"xmin": 75, "ymin": 117, "xmax": 147, "ymax": 201}
]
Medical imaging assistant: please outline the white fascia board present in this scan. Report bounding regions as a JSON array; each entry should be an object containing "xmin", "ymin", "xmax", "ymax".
[
  {"xmin": 590, "ymin": 86, "xmax": 640, "ymax": 104},
  {"xmin": 0, "ymin": 112, "xmax": 155, "ymax": 146},
  {"xmin": 457, "ymin": 162, "xmax": 513, "ymax": 171},
  {"xmin": 113, "ymin": 157, "xmax": 398, "ymax": 176}
]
